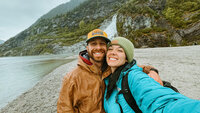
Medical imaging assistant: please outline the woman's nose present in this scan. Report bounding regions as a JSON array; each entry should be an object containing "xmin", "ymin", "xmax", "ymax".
[{"xmin": 110, "ymin": 50, "xmax": 116, "ymax": 55}]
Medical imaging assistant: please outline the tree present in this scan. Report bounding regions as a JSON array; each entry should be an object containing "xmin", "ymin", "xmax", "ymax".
[{"xmin": 79, "ymin": 20, "xmax": 85, "ymax": 29}]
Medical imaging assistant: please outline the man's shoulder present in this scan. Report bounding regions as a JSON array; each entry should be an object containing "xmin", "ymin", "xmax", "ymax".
[
  {"xmin": 63, "ymin": 66, "xmax": 89, "ymax": 80},
  {"xmin": 64, "ymin": 66, "xmax": 80, "ymax": 76}
]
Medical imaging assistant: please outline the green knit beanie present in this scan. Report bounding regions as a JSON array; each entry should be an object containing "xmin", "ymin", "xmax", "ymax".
[{"xmin": 109, "ymin": 37, "xmax": 134, "ymax": 63}]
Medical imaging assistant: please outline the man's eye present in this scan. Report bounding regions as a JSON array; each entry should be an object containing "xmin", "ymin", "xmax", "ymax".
[
  {"xmin": 91, "ymin": 43, "xmax": 96, "ymax": 45},
  {"xmin": 100, "ymin": 43, "xmax": 106, "ymax": 45}
]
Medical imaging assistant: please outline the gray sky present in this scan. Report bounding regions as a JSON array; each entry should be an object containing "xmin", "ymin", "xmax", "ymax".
[{"xmin": 0, "ymin": 0, "xmax": 70, "ymax": 41}]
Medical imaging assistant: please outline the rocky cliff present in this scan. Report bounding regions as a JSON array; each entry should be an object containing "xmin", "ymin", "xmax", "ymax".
[
  {"xmin": 0, "ymin": 0, "xmax": 199, "ymax": 57},
  {"xmin": 116, "ymin": 0, "xmax": 200, "ymax": 47}
]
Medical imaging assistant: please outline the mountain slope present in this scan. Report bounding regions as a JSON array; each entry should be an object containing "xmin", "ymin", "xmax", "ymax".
[
  {"xmin": 0, "ymin": 0, "xmax": 127, "ymax": 56},
  {"xmin": 36, "ymin": 0, "xmax": 87, "ymax": 21},
  {"xmin": 0, "ymin": 0, "xmax": 199, "ymax": 57}
]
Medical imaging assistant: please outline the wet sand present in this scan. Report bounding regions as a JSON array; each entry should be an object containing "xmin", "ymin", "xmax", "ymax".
[{"xmin": 0, "ymin": 46, "xmax": 200, "ymax": 113}]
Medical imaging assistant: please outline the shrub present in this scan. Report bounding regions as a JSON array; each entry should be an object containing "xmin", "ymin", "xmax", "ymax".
[{"xmin": 181, "ymin": 2, "xmax": 198, "ymax": 11}]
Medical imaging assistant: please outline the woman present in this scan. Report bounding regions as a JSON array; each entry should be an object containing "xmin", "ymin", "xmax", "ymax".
[{"xmin": 104, "ymin": 37, "xmax": 200, "ymax": 113}]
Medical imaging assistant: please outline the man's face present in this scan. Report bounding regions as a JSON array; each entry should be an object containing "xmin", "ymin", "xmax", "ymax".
[{"xmin": 86, "ymin": 38, "xmax": 107, "ymax": 63}]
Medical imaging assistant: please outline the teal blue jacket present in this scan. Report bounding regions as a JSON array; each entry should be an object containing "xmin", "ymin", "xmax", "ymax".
[{"xmin": 104, "ymin": 62, "xmax": 200, "ymax": 113}]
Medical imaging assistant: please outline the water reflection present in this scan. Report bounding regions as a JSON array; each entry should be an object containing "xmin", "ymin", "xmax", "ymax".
[{"xmin": 0, "ymin": 54, "xmax": 75, "ymax": 108}]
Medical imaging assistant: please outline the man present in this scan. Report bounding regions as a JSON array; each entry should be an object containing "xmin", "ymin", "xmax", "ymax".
[{"xmin": 57, "ymin": 29, "xmax": 163, "ymax": 113}]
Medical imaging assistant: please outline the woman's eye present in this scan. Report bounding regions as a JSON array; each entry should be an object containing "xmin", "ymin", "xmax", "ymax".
[
  {"xmin": 108, "ymin": 48, "xmax": 113, "ymax": 51},
  {"xmin": 118, "ymin": 49, "xmax": 123, "ymax": 52}
]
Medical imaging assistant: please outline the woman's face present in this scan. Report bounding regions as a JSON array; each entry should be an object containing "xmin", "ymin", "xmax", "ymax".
[{"xmin": 106, "ymin": 45, "xmax": 127, "ymax": 69}]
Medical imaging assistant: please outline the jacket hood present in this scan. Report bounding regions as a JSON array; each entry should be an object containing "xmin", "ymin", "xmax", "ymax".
[{"xmin": 79, "ymin": 50, "xmax": 93, "ymax": 65}]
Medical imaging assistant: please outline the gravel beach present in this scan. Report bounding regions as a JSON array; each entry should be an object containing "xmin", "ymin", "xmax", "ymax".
[{"xmin": 1, "ymin": 45, "xmax": 200, "ymax": 113}]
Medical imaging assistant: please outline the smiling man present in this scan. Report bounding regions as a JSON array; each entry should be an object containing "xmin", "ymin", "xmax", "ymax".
[
  {"xmin": 86, "ymin": 29, "xmax": 110, "ymax": 63},
  {"xmin": 57, "ymin": 29, "xmax": 112, "ymax": 113}
]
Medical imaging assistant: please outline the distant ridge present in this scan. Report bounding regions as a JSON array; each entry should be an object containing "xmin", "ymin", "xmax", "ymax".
[
  {"xmin": 0, "ymin": 40, "xmax": 5, "ymax": 44},
  {"xmin": 34, "ymin": 0, "xmax": 87, "ymax": 25}
]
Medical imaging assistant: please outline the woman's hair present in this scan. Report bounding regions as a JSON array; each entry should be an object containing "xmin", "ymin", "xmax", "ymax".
[
  {"xmin": 106, "ymin": 62, "xmax": 128, "ymax": 100},
  {"xmin": 101, "ymin": 56, "xmax": 108, "ymax": 72}
]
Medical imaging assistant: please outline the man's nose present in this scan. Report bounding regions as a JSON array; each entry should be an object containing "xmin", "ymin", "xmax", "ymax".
[{"xmin": 96, "ymin": 44, "xmax": 101, "ymax": 49}]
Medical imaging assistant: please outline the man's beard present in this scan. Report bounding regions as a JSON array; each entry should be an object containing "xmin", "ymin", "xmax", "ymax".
[{"xmin": 88, "ymin": 50, "xmax": 105, "ymax": 62}]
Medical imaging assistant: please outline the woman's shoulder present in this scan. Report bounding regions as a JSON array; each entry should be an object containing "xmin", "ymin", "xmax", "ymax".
[
  {"xmin": 126, "ymin": 64, "xmax": 148, "ymax": 82},
  {"xmin": 120, "ymin": 64, "xmax": 144, "ymax": 82},
  {"xmin": 128, "ymin": 63, "xmax": 143, "ymax": 72}
]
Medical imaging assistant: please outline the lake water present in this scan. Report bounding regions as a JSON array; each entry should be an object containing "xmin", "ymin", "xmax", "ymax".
[{"xmin": 0, "ymin": 54, "xmax": 75, "ymax": 109}]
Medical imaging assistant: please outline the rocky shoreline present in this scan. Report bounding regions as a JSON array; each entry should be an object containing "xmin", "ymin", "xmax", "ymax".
[
  {"xmin": 0, "ymin": 55, "xmax": 78, "ymax": 113},
  {"xmin": 1, "ymin": 46, "xmax": 200, "ymax": 113}
]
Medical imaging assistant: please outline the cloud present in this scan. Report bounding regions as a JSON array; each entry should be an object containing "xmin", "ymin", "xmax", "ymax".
[{"xmin": 0, "ymin": 0, "xmax": 70, "ymax": 41}]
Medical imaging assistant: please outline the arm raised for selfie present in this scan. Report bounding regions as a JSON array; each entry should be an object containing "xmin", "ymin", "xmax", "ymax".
[{"xmin": 128, "ymin": 65, "xmax": 200, "ymax": 113}]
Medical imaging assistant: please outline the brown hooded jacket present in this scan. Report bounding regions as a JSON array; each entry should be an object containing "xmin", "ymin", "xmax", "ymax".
[{"xmin": 57, "ymin": 51, "xmax": 111, "ymax": 113}]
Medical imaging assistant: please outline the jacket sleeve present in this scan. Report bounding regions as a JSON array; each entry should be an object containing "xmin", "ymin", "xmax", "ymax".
[
  {"xmin": 138, "ymin": 65, "xmax": 163, "ymax": 86},
  {"xmin": 57, "ymin": 73, "xmax": 78, "ymax": 113},
  {"xmin": 128, "ymin": 66, "xmax": 200, "ymax": 113}
]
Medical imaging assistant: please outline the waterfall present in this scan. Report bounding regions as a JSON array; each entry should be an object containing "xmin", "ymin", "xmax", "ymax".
[{"xmin": 100, "ymin": 14, "xmax": 118, "ymax": 40}]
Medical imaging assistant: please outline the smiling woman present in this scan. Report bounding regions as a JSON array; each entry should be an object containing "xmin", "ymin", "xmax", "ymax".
[
  {"xmin": 103, "ymin": 37, "xmax": 200, "ymax": 113},
  {"xmin": 106, "ymin": 45, "xmax": 127, "ymax": 72}
]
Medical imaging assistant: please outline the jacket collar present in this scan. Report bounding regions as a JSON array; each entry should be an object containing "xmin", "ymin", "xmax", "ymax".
[{"xmin": 120, "ymin": 59, "xmax": 137, "ymax": 77}]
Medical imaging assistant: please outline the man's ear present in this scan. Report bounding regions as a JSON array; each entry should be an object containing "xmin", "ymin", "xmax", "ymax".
[{"xmin": 86, "ymin": 46, "xmax": 89, "ymax": 51}]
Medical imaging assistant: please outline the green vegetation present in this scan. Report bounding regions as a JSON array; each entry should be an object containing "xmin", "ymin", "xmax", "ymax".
[
  {"xmin": 31, "ymin": 44, "xmax": 53, "ymax": 55},
  {"xmin": 163, "ymin": 0, "xmax": 200, "ymax": 28},
  {"xmin": 119, "ymin": 0, "xmax": 159, "ymax": 18},
  {"xmin": 79, "ymin": 20, "xmax": 85, "ymax": 29}
]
